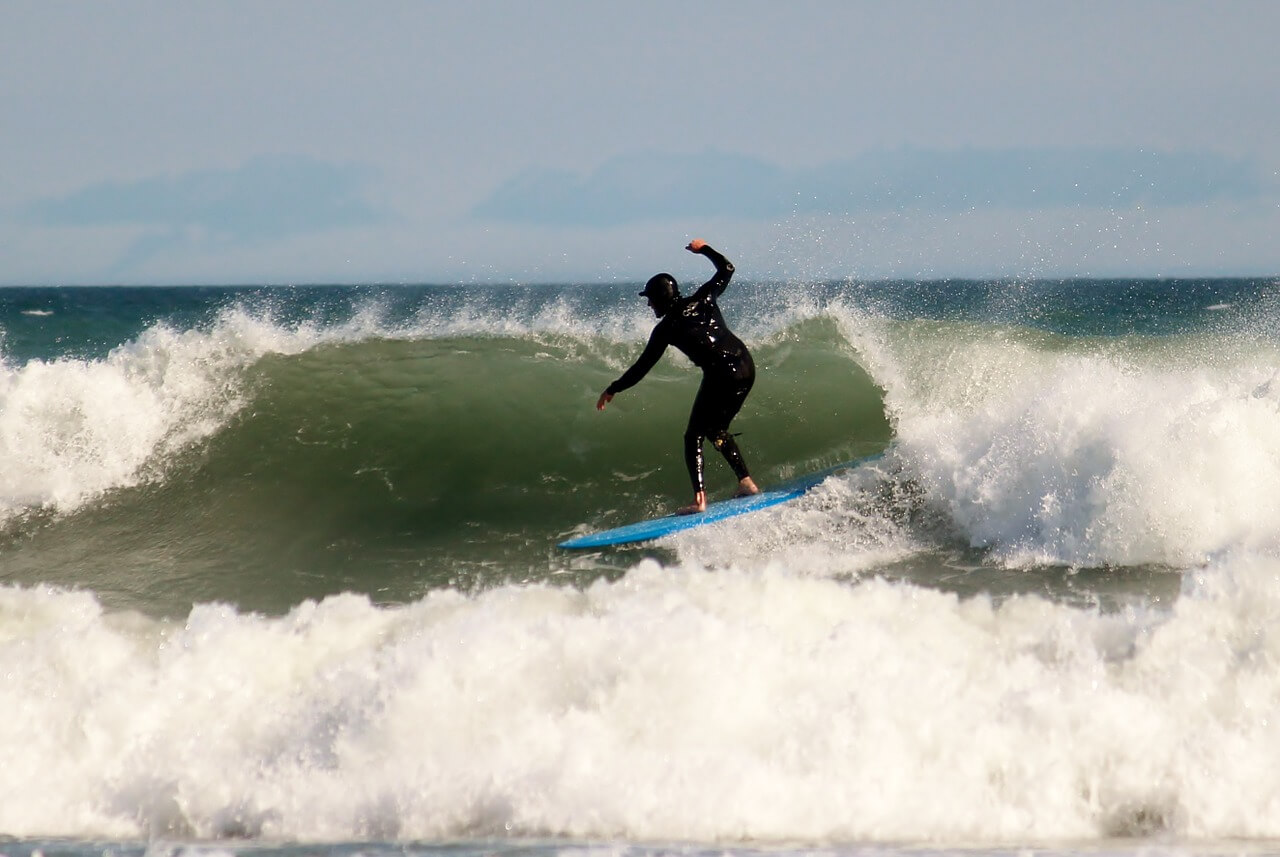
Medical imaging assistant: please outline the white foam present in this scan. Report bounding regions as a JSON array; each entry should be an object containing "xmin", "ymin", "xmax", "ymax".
[
  {"xmin": 0, "ymin": 305, "xmax": 387, "ymax": 521},
  {"xmin": 2, "ymin": 551, "xmax": 1280, "ymax": 843},
  {"xmin": 668, "ymin": 459, "xmax": 919, "ymax": 576},
  {"xmin": 405, "ymin": 294, "xmax": 657, "ymax": 344},
  {"xmin": 840, "ymin": 308, "xmax": 1280, "ymax": 567}
]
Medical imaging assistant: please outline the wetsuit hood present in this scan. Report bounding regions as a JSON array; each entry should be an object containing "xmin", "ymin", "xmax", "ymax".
[{"xmin": 640, "ymin": 273, "xmax": 679, "ymax": 315}]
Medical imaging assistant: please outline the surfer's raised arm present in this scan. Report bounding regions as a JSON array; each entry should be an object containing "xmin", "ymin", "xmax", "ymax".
[{"xmin": 687, "ymin": 239, "xmax": 734, "ymax": 299}]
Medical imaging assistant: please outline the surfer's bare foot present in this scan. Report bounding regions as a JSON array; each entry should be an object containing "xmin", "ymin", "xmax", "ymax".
[
  {"xmin": 677, "ymin": 491, "xmax": 707, "ymax": 515},
  {"xmin": 736, "ymin": 477, "xmax": 760, "ymax": 497}
]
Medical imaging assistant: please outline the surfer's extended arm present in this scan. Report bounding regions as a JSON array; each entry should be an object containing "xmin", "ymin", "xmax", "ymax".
[
  {"xmin": 598, "ymin": 325, "xmax": 669, "ymax": 408},
  {"xmin": 687, "ymin": 239, "xmax": 734, "ymax": 299}
]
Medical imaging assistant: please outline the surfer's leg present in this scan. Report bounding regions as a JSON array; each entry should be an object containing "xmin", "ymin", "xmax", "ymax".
[
  {"xmin": 682, "ymin": 373, "xmax": 758, "ymax": 509},
  {"xmin": 678, "ymin": 424, "xmax": 707, "ymax": 515},
  {"xmin": 709, "ymin": 431, "xmax": 758, "ymax": 495},
  {"xmin": 683, "ymin": 427, "xmax": 706, "ymax": 495},
  {"xmin": 707, "ymin": 375, "xmax": 756, "ymax": 494},
  {"xmin": 679, "ymin": 382, "xmax": 715, "ymax": 514}
]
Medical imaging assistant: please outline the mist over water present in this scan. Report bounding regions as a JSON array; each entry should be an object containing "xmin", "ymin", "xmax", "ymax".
[{"xmin": 3, "ymin": 279, "xmax": 1280, "ymax": 851}]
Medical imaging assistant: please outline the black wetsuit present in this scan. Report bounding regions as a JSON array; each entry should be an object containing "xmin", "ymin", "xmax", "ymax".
[{"xmin": 606, "ymin": 246, "xmax": 755, "ymax": 494}]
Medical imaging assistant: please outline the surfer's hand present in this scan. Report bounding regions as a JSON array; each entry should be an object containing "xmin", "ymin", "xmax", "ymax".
[
  {"xmin": 686, "ymin": 238, "xmax": 707, "ymax": 253},
  {"xmin": 596, "ymin": 391, "xmax": 613, "ymax": 411}
]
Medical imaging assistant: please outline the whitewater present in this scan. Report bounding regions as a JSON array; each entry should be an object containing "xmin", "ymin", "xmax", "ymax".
[{"xmin": 3, "ymin": 279, "xmax": 1280, "ymax": 856}]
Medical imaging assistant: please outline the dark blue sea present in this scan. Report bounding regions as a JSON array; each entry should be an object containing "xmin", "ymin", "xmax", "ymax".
[{"xmin": 3, "ymin": 277, "xmax": 1280, "ymax": 857}]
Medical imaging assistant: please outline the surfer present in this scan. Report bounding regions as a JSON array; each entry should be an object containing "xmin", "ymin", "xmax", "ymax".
[{"xmin": 596, "ymin": 239, "xmax": 760, "ymax": 514}]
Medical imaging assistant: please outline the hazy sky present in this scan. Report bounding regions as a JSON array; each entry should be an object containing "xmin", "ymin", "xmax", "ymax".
[{"xmin": 4, "ymin": 0, "xmax": 1279, "ymax": 284}]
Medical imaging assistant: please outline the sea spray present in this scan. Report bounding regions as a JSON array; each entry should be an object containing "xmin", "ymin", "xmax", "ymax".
[{"xmin": 841, "ymin": 307, "xmax": 1280, "ymax": 567}]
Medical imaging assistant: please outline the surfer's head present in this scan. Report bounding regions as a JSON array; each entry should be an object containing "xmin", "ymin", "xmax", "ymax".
[{"xmin": 640, "ymin": 273, "xmax": 679, "ymax": 317}]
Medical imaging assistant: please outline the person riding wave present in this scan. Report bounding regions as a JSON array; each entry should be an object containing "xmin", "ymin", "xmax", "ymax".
[{"xmin": 596, "ymin": 239, "xmax": 760, "ymax": 514}]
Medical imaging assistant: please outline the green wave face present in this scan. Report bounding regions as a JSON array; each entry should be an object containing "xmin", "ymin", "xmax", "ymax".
[{"xmin": 1, "ymin": 322, "xmax": 889, "ymax": 614}]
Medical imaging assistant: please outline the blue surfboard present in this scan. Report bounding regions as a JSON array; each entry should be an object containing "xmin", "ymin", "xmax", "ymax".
[{"xmin": 558, "ymin": 454, "xmax": 881, "ymax": 550}]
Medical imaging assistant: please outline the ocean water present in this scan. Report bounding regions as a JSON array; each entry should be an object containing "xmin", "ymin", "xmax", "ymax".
[{"xmin": 3, "ymin": 278, "xmax": 1280, "ymax": 857}]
